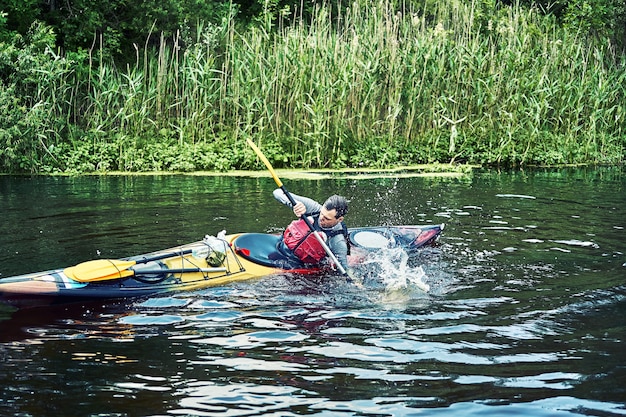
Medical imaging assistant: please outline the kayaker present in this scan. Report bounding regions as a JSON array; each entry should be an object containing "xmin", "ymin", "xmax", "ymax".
[{"xmin": 273, "ymin": 189, "xmax": 350, "ymax": 273}]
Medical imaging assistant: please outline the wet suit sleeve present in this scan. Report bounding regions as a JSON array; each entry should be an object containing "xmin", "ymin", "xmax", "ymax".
[{"xmin": 329, "ymin": 233, "xmax": 349, "ymax": 272}]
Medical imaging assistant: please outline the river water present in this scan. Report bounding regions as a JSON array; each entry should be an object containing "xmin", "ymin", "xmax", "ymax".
[{"xmin": 0, "ymin": 167, "xmax": 624, "ymax": 416}]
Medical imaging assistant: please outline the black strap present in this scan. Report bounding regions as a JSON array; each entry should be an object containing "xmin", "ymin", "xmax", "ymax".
[{"xmin": 310, "ymin": 213, "xmax": 350, "ymax": 254}]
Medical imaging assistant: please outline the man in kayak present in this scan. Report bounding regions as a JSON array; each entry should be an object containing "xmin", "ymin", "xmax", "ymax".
[{"xmin": 273, "ymin": 189, "xmax": 350, "ymax": 273}]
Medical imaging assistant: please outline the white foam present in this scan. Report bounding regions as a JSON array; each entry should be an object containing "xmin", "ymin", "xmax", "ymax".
[{"xmin": 361, "ymin": 247, "xmax": 430, "ymax": 293}]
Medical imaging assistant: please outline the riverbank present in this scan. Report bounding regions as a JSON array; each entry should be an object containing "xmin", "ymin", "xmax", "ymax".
[
  {"xmin": 0, "ymin": 164, "xmax": 476, "ymax": 179},
  {"xmin": 5, "ymin": 162, "xmax": 625, "ymax": 179}
]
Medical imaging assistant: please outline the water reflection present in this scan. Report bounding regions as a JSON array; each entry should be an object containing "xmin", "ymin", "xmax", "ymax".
[{"xmin": 1, "ymin": 167, "xmax": 625, "ymax": 416}]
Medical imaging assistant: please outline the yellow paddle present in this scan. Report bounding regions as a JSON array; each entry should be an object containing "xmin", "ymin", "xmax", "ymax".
[
  {"xmin": 64, "ymin": 260, "xmax": 137, "ymax": 282},
  {"xmin": 65, "ymin": 263, "xmax": 228, "ymax": 283},
  {"xmin": 246, "ymin": 139, "xmax": 347, "ymax": 275},
  {"xmin": 63, "ymin": 249, "xmax": 193, "ymax": 282}
]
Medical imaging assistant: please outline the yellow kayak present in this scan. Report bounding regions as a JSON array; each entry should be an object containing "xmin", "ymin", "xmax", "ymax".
[{"xmin": 0, "ymin": 224, "xmax": 443, "ymax": 307}]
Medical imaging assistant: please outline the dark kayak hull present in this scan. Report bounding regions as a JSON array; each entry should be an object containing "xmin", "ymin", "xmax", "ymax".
[{"xmin": 0, "ymin": 224, "xmax": 443, "ymax": 307}]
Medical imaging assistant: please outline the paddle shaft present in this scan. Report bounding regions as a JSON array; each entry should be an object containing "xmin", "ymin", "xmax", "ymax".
[
  {"xmin": 92, "ymin": 266, "xmax": 228, "ymax": 282},
  {"xmin": 246, "ymin": 139, "xmax": 346, "ymax": 275},
  {"xmin": 133, "ymin": 267, "xmax": 227, "ymax": 275},
  {"xmin": 65, "ymin": 248, "xmax": 199, "ymax": 282},
  {"xmin": 132, "ymin": 249, "xmax": 193, "ymax": 264}
]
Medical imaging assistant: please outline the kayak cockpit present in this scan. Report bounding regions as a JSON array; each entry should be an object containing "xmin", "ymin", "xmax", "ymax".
[{"xmin": 232, "ymin": 233, "xmax": 305, "ymax": 269}]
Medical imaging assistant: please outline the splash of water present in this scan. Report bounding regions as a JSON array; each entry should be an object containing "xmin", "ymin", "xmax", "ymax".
[{"xmin": 359, "ymin": 247, "xmax": 430, "ymax": 293}]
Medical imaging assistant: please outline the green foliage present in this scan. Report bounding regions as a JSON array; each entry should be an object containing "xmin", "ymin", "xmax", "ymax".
[
  {"xmin": 0, "ymin": 21, "xmax": 73, "ymax": 173},
  {"xmin": 0, "ymin": 0, "xmax": 40, "ymax": 37},
  {"xmin": 1, "ymin": 0, "xmax": 236, "ymax": 60},
  {"xmin": 0, "ymin": 11, "xmax": 7, "ymax": 40},
  {"xmin": 514, "ymin": 0, "xmax": 626, "ymax": 48},
  {"xmin": 561, "ymin": 0, "xmax": 626, "ymax": 45},
  {"xmin": 0, "ymin": 0, "xmax": 624, "ymax": 173},
  {"xmin": 4, "ymin": 0, "xmax": 625, "ymax": 60}
]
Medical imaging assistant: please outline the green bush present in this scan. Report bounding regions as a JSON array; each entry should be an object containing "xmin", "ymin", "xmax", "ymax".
[
  {"xmin": 0, "ymin": 22, "xmax": 74, "ymax": 172},
  {"xmin": 0, "ymin": 1, "xmax": 624, "ymax": 173}
]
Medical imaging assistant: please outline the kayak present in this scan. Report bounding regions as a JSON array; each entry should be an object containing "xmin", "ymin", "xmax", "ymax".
[{"xmin": 0, "ymin": 224, "xmax": 443, "ymax": 307}]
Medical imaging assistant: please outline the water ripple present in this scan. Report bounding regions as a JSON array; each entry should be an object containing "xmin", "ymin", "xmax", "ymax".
[
  {"xmin": 199, "ymin": 357, "xmax": 309, "ymax": 372},
  {"xmin": 457, "ymin": 371, "xmax": 584, "ymax": 390},
  {"xmin": 174, "ymin": 382, "xmax": 312, "ymax": 417},
  {"xmin": 193, "ymin": 330, "xmax": 308, "ymax": 349}
]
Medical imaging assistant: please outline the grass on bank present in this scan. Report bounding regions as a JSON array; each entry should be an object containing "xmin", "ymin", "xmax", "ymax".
[{"xmin": 1, "ymin": 0, "xmax": 624, "ymax": 174}]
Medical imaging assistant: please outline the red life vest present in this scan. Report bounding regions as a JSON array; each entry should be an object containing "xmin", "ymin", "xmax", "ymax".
[{"xmin": 283, "ymin": 218, "xmax": 327, "ymax": 264}]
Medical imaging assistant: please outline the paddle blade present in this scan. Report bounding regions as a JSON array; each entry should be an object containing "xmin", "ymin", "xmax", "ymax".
[{"xmin": 64, "ymin": 259, "xmax": 137, "ymax": 282}]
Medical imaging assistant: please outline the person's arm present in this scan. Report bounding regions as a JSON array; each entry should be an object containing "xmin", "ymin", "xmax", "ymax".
[
  {"xmin": 328, "ymin": 233, "xmax": 349, "ymax": 272},
  {"xmin": 273, "ymin": 189, "xmax": 322, "ymax": 215}
]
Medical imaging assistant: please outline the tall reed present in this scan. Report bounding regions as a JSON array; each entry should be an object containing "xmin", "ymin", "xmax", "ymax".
[
  {"xmin": 16, "ymin": 0, "xmax": 624, "ymax": 172},
  {"xmin": 215, "ymin": 0, "xmax": 624, "ymax": 167}
]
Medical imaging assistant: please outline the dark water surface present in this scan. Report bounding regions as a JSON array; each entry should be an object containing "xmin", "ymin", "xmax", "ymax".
[{"xmin": 0, "ymin": 167, "xmax": 624, "ymax": 416}]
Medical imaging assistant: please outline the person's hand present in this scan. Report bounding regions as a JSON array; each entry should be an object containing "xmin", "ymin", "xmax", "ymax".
[{"xmin": 293, "ymin": 201, "xmax": 306, "ymax": 217}]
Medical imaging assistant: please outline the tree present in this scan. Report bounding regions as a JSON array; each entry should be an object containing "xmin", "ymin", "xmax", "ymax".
[{"xmin": 509, "ymin": 0, "xmax": 626, "ymax": 50}]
